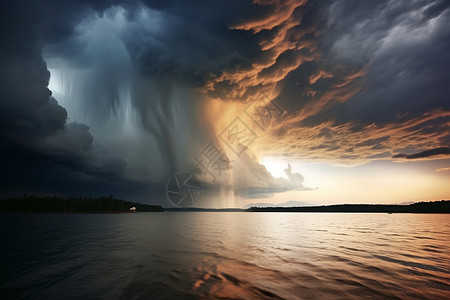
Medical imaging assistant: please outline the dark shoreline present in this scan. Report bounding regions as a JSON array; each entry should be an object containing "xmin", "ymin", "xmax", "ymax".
[
  {"xmin": 0, "ymin": 196, "xmax": 163, "ymax": 213},
  {"xmin": 0, "ymin": 211, "xmax": 153, "ymax": 214},
  {"xmin": 246, "ymin": 200, "xmax": 450, "ymax": 213},
  {"xmin": 1, "ymin": 198, "xmax": 448, "ymax": 214},
  {"xmin": 167, "ymin": 201, "xmax": 450, "ymax": 213}
]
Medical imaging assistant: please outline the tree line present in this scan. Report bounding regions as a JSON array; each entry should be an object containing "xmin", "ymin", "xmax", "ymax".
[
  {"xmin": 248, "ymin": 200, "xmax": 450, "ymax": 213},
  {"xmin": 0, "ymin": 195, "xmax": 163, "ymax": 212}
]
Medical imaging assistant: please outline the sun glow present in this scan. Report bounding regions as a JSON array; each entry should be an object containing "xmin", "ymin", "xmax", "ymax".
[{"xmin": 260, "ymin": 156, "xmax": 289, "ymax": 179}]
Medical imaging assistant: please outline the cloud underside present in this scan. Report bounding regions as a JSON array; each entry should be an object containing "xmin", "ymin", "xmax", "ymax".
[
  {"xmin": 393, "ymin": 147, "xmax": 450, "ymax": 160},
  {"xmin": 258, "ymin": 109, "xmax": 450, "ymax": 164}
]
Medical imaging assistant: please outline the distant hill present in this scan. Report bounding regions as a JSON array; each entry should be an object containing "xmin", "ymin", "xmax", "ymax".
[
  {"xmin": 248, "ymin": 200, "xmax": 450, "ymax": 213},
  {"xmin": 0, "ymin": 196, "xmax": 163, "ymax": 213},
  {"xmin": 245, "ymin": 201, "xmax": 313, "ymax": 208}
]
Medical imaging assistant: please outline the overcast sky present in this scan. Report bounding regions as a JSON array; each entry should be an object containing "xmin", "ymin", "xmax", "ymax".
[{"xmin": 1, "ymin": 0, "xmax": 449, "ymax": 207}]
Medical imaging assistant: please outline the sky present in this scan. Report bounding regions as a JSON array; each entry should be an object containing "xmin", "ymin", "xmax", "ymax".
[{"xmin": 0, "ymin": 0, "xmax": 449, "ymax": 208}]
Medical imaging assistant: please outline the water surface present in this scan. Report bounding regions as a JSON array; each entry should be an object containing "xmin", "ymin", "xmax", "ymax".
[{"xmin": 1, "ymin": 212, "xmax": 449, "ymax": 299}]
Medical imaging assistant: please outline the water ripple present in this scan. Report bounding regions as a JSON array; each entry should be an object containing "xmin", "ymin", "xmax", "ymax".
[{"xmin": 1, "ymin": 212, "xmax": 449, "ymax": 299}]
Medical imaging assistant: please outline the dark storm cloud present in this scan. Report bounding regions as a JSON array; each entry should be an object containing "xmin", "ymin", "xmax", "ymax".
[
  {"xmin": 0, "ymin": 0, "xmax": 268, "ymax": 202},
  {"xmin": 320, "ymin": 0, "xmax": 450, "ymax": 122},
  {"xmin": 1, "ymin": 0, "xmax": 449, "ymax": 202},
  {"xmin": 0, "ymin": 0, "xmax": 150, "ymax": 200},
  {"xmin": 393, "ymin": 147, "xmax": 450, "ymax": 160},
  {"xmin": 277, "ymin": 0, "xmax": 450, "ymax": 121},
  {"xmin": 36, "ymin": 0, "xmax": 316, "ymax": 201}
]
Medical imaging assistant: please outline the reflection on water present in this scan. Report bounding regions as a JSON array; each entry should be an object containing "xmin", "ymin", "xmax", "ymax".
[{"xmin": 1, "ymin": 212, "xmax": 449, "ymax": 299}]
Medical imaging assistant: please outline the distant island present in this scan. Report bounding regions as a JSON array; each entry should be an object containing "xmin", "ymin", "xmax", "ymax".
[
  {"xmin": 247, "ymin": 200, "xmax": 450, "ymax": 213},
  {"xmin": 0, "ymin": 196, "xmax": 163, "ymax": 213}
]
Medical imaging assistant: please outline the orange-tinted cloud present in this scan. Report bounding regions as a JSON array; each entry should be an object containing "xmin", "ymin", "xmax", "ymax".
[
  {"xmin": 203, "ymin": 0, "xmax": 317, "ymax": 102},
  {"xmin": 436, "ymin": 167, "xmax": 450, "ymax": 173},
  {"xmin": 231, "ymin": 0, "xmax": 307, "ymax": 33},
  {"xmin": 256, "ymin": 109, "xmax": 450, "ymax": 165},
  {"xmin": 200, "ymin": 0, "xmax": 450, "ymax": 169},
  {"xmin": 308, "ymin": 70, "xmax": 334, "ymax": 84}
]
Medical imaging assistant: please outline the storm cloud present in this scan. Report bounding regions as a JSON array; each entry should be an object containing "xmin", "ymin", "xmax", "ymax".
[{"xmin": 1, "ymin": 0, "xmax": 449, "ymax": 206}]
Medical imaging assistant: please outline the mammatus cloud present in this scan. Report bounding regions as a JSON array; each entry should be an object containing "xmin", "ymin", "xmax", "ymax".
[{"xmin": 393, "ymin": 147, "xmax": 450, "ymax": 160}]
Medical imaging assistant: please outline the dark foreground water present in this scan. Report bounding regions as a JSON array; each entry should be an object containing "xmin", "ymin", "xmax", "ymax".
[{"xmin": 1, "ymin": 212, "xmax": 449, "ymax": 299}]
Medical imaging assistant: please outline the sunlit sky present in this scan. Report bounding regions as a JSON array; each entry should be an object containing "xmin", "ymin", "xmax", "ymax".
[
  {"xmin": 260, "ymin": 157, "xmax": 450, "ymax": 205},
  {"xmin": 1, "ymin": 0, "xmax": 449, "ymax": 207}
]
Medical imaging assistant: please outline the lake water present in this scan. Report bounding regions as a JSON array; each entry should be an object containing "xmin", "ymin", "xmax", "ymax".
[{"xmin": 1, "ymin": 212, "xmax": 449, "ymax": 299}]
